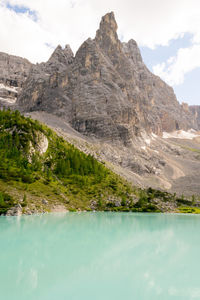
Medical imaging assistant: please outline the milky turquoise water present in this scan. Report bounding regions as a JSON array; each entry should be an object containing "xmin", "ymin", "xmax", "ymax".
[{"xmin": 0, "ymin": 213, "xmax": 200, "ymax": 300}]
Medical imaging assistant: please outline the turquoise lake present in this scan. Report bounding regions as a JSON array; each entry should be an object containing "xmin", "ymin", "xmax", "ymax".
[{"xmin": 0, "ymin": 212, "xmax": 200, "ymax": 300}]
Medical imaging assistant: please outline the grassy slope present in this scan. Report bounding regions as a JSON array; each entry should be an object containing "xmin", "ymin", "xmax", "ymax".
[{"xmin": 0, "ymin": 109, "xmax": 199, "ymax": 214}]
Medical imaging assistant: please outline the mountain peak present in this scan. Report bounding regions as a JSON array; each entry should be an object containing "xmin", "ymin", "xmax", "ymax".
[
  {"xmin": 48, "ymin": 44, "xmax": 74, "ymax": 65},
  {"xmin": 16, "ymin": 10, "xmax": 200, "ymax": 140},
  {"xmin": 99, "ymin": 12, "xmax": 117, "ymax": 33},
  {"xmin": 95, "ymin": 12, "xmax": 120, "ymax": 50}
]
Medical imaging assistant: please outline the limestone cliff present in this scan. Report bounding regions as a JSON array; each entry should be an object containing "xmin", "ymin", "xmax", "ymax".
[
  {"xmin": 189, "ymin": 106, "xmax": 200, "ymax": 129},
  {"xmin": 16, "ymin": 12, "xmax": 199, "ymax": 145},
  {"xmin": 0, "ymin": 52, "xmax": 32, "ymax": 105}
]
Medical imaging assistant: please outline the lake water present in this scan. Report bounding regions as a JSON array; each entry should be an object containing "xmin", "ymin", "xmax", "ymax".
[{"xmin": 0, "ymin": 212, "xmax": 200, "ymax": 300}]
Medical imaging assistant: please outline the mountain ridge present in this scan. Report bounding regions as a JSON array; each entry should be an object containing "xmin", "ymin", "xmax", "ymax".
[
  {"xmin": 0, "ymin": 12, "xmax": 200, "ymax": 196},
  {"xmin": 0, "ymin": 12, "xmax": 199, "ymax": 137},
  {"xmin": 15, "ymin": 12, "xmax": 199, "ymax": 142}
]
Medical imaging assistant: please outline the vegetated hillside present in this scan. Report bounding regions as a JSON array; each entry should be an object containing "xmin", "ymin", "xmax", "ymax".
[{"xmin": 0, "ymin": 109, "xmax": 199, "ymax": 215}]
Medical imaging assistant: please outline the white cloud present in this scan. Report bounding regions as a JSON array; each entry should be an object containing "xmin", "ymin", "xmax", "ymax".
[
  {"xmin": 1, "ymin": 0, "xmax": 200, "ymax": 67},
  {"xmin": 0, "ymin": 3, "xmax": 53, "ymax": 62},
  {"xmin": 153, "ymin": 44, "xmax": 200, "ymax": 86}
]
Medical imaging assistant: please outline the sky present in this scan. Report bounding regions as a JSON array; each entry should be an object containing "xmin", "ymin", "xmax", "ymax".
[{"xmin": 0, "ymin": 0, "xmax": 200, "ymax": 106}]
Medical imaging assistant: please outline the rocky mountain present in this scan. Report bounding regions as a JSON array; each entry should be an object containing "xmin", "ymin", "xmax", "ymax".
[
  {"xmin": 0, "ymin": 52, "xmax": 32, "ymax": 105},
  {"xmin": 16, "ymin": 12, "xmax": 199, "ymax": 144},
  {"xmin": 0, "ymin": 12, "xmax": 200, "ymax": 196}
]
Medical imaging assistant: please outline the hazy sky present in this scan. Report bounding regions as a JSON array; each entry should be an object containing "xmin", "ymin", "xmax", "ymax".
[{"xmin": 0, "ymin": 0, "xmax": 200, "ymax": 105}]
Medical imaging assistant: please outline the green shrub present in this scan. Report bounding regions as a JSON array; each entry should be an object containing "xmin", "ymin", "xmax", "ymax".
[{"xmin": 0, "ymin": 191, "xmax": 15, "ymax": 215}]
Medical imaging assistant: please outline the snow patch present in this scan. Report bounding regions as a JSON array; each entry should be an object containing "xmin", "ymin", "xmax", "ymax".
[
  {"xmin": 140, "ymin": 132, "xmax": 154, "ymax": 146},
  {"xmin": 0, "ymin": 97, "xmax": 16, "ymax": 104},
  {"xmin": 141, "ymin": 146, "xmax": 146, "ymax": 151},
  {"xmin": 145, "ymin": 138, "xmax": 151, "ymax": 145},
  {"xmin": 153, "ymin": 149, "xmax": 159, "ymax": 154},
  {"xmin": 162, "ymin": 129, "xmax": 199, "ymax": 140},
  {"xmin": 0, "ymin": 83, "xmax": 19, "ymax": 93},
  {"xmin": 151, "ymin": 133, "xmax": 157, "ymax": 139}
]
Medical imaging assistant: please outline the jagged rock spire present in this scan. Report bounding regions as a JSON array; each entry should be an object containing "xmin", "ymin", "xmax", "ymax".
[
  {"xmin": 96, "ymin": 11, "xmax": 118, "ymax": 36},
  {"xmin": 48, "ymin": 45, "xmax": 62, "ymax": 60},
  {"xmin": 95, "ymin": 12, "xmax": 121, "ymax": 52},
  {"xmin": 17, "ymin": 10, "xmax": 200, "ymax": 141},
  {"xmin": 122, "ymin": 39, "xmax": 143, "ymax": 65},
  {"xmin": 48, "ymin": 44, "xmax": 74, "ymax": 65},
  {"xmin": 63, "ymin": 44, "xmax": 74, "ymax": 64}
]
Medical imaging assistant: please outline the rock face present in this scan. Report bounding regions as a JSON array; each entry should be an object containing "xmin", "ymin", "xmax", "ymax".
[
  {"xmin": 16, "ymin": 12, "xmax": 199, "ymax": 145},
  {"xmin": 6, "ymin": 204, "xmax": 22, "ymax": 216},
  {"xmin": 189, "ymin": 106, "xmax": 200, "ymax": 129},
  {"xmin": 0, "ymin": 52, "xmax": 32, "ymax": 105},
  {"xmin": 17, "ymin": 44, "xmax": 74, "ymax": 119}
]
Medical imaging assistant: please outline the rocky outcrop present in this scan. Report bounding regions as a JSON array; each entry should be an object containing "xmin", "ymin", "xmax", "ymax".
[
  {"xmin": 189, "ymin": 106, "xmax": 200, "ymax": 129},
  {"xmin": 17, "ymin": 44, "xmax": 74, "ymax": 119},
  {"xmin": 16, "ymin": 12, "xmax": 200, "ymax": 145},
  {"xmin": 28, "ymin": 131, "xmax": 48, "ymax": 162},
  {"xmin": 6, "ymin": 204, "xmax": 22, "ymax": 216},
  {"xmin": 0, "ymin": 52, "xmax": 32, "ymax": 106}
]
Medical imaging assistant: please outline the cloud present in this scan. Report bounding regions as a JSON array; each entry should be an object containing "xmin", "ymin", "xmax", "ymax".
[
  {"xmin": 6, "ymin": 2, "xmax": 38, "ymax": 21},
  {"xmin": 1, "ymin": 0, "xmax": 200, "ymax": 68},
  {"xmin": 153, "ymin": 44, "xmax": 200, "ymax": 86},
  {"xmin": 0, "ymin": 2, "xmax": 53, "ymax": 62}
]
